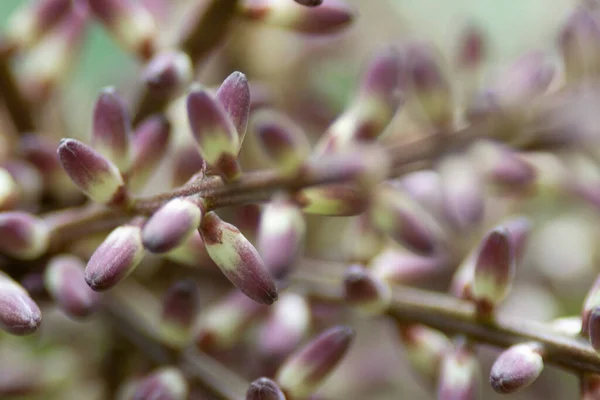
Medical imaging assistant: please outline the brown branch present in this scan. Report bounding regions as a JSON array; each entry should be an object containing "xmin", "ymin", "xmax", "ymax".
[{"xmin": 296, "ymin": 274, "xmax": 600, "ymax": 375}]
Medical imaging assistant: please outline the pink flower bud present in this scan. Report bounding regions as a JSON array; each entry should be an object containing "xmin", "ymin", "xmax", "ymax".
[
  {"xmin": 161, "ymin": 279, "xmax": 200, "ymax": 345},
  {"xmin": 276, "ymin": 326, "xmax": 355, "ymax": 398},
  {"xmin": 128, "ymin": 115, "xmax": 171, "ymax": 191},
  {"xmin": 247, "ymin": 377, "xmax": 286, "ymax": 400},
  {"xmin": 240, "ymin": 0, "xmax": 354, "ymax": 35},
  {"xmin": 88, "ymin": 0, "xmax": 157, "ymax": 59},
  {"xmin": 142, "ymin": 197, "xmax": 204, "ymax": 253},
  {"xmin": 371, "ymin": 249, "xmax": 443, "ymax": 285},
  {"xmin": 490, "ymin": 342, "xmax": 544, "ymax": 394},
  {"xmin": 297, "ymin": 184, "xmax": 369, "ymax": 216},
  {"xmin": 85, "ymin": 224, "xmax": 145, "ymax": 291},
  {"xmin": 0, "ymin": 272, "xmax": 42, "ymax": 335},
  {"xmin": 91, "ymin": 87, "xmax": 131, "ymax": 170},
  {"xmin": 0, "ymin": 212, "xmax": 49, "ymax": 260},
  {"xmin": 455, "ymin": 23, "xmax": 487, "ymax": 69},
  {"xmin": 45, "ymin": 254, "xmax": 100, "ymax": 319},
  {"xmin": 6, "ymin": 0, "xmax": 71, "ymax": 49},
  {"xmin": 397, "ymin": 324, "xmax": 451, "ymax": 384},
  {"xmin": 199, "ymin": 212, "xmax": 278, "ymax": 305},
  {"xmin": 57, "ymin": 138, "xmax": 128, "ymax": 206},
  {"xmin": 216, "ymin": 71, "xmax": 251, "ymax": 145},
  {"xmin": 257, "ymin": 197, "xmax": 306, "ymax": 280},
  {"xmin": 437, "ymin": 343, "xmax": 481, "ymax": 400},
  {"xmin": 132, "ymin": 367, "xmax": 188, "ymax": 400},
  {"xmin": 143, "ymin": 50, "xmax": 192, "ymax": 95},
  {"xmin": 343, "ymin": 264, "xmax": 391, "ymax": 315}
]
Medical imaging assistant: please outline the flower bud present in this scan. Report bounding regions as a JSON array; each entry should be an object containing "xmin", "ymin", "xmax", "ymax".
[
  {"xmin": 490, "ymin": 342, "xmax": 544, "ymax": 394},
  {"xmin": 558, "ymin": 9, "xmax": 600, "ymax": 83},
  {"xmin": 57, "ymin": 138, "xmax": 128, "ymax": 206},
  {"xmin": 143, "ymin": 50, "xmax": 192, "ymax": 95},
  {"xmin": 370, "ymin": 185, "xmax": 444, "ymax": 255},
  {"xmin": 583, "ymin": 276, "xmax": 600, "ymax": 337},
  {"xmin": 455, "ymin": 23, "xmax": 487, "ymax": 69},
  {"xmin": 471, "ymin": 226, "xmax": 516, "ymax": 313},
  {"xmin": 257, "ymin": 197, "xmax": 306, "ymax": 280},
  {"xmin": 161, "ymin": 279, "xmax": 200, "ymax": 345},
  {"xmin": 240, "ymin": 0, "xmax": 354, "ymax": 35},
  {"xmin": 132, "ymin": 367, "xmax": 188, "ymax": 400},
  {"xmin": 396, "ymin": 170, "xmax": 444, "ymax": 217},
  {"xmin": 45, "ymin": 255, "xmax": 100, "ymax": 319},
  {"xmin": 343, "ymin": 264, "xmax": 391, "ymax": 315},
  {"xmin": 437, "ymin": 343, "xmax": 481, "ymax": 400},
  {"xmin": 187, "ymin": 87, "xmax": 241, "ymax": 179},
  {"xmin": 85, "ymin": 224, "xmax": 145, "ymax": 291},
  {"xmin": 216, "ymin": 71, "xmax": 251, "ymax": 145},
  {"xmin": 0, "ymin": 211, "xmax": 49, "ymax": 260},
  {"xmin": 253, "ymin": 110, "xmax": 311, "ymax": 175},
  {"xmin": 502, "ymin": 215, "xmax": 532, "ymax": 264},
  {"xmin": 199, "ymin": 212, "xmax": 278, "ymax": 305},
  {"xmin": 0, "ymin": 272, "xmax": 42, "ymax": 335},
  {"xmin": 128, "ymin": 115, "xmax": 171, "ymax": 191},
  {"xmin": 259, "ymin": 293, "xmax": 310, "ymax": 360},
  {"xmin": 91, "ymin": 87, "xmax": 131, "ymax": 170},
  {"xmin": 5, "ymin": 0, "xmax": 71, "ymax": 49},
  {"xmin": 142, "ymin": 197, "xmax": 204, "ymax": 253},
  {"xmin": 276, "ymin": 326, "xmax": 355, "ymax": 398},
  {"xmin": 247, "ymin": 377, "xmax": 286, "ymax": 400},
  {"xmin": 88, "ymin": 0, "xmax": 157, "ymax": 59},
  {"xmin": 297, "ymin": 184, "xmax": 369, "ymax": 216},
  {"xmin": 195, "ymin": 290, "xmax": 266, "ymax": 349},
  {"xmin": 371, "ymin": 249, "xmax": 443, "ymax": 285},
  {"xmin": 0, "ymin": 168, "xmax": 19, "ymax": 210},
  {"xmin": 397, "ymin": 324, "xmax": 451, "ymax": 384},
  {"xmin": 589, "ymin": 307, "xmax": 600, "ymax": 352}
]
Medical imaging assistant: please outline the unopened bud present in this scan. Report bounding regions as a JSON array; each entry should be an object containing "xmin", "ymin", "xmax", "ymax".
[
  {"xmin": 187, "ymin": 87, "xmax": 241, "ymax": 179},
  {"xmin": 143, "ymin": 50, "xmax": 192, "ymax": 95},
  {"xmin": 396, "ymin": 170, "xmax": 444, "ymax": 217},
  {"xmin": 257, "ymin": 197, "xmax": 306, "ymax": 280},
  {"xmin": 297, "ymin": 184, "xmax": 369, "ymax": 216},
  {"xmin": 558, "ymin": 9, "xmax": 600, "ymax": 83},
  {"xmin": 57, "ymin": 138, "xmax": 128, "ymax": 206},
  {"xmin": 240, "ymin": 0, "xmax": 354, "ymax": 35},
  {"xmin": 437, "ymin": 343, "xmax": 481, "ymax": 400},
  {"xmin": 582, "ymin": 275, "xmax": 600, "ymax": 337},
  {"xmin": 128, "ymin": 115, "xmax": 171, "ymax": 191},
  {"xmin": 276, "ymin": 326, "xmax": 355, "ymax": 398},
  {"xmin": 199, "ymin": 212, "xmax": 278, "ymax": 305},
  {"xmin": 456, "ymin": 23, "xmax": 487, "ymax": 69},
  {"xmin": 216, "ymin": 71, "xmax": 251, "ymax": 145},
  {"xmin": 143, "ymin": 197, "xmax": 204, "ymax": 253},
  {"xmin": 247, "ymin": 377, "xmax": 286, "ymax": 400},
  {"xmin": 589, "ymin": 307, "xmax": 600, "ymax": 352},
  {"xmin": 45, "ymin": 255, "xmax": 100, "ymax": 319},
  {"xmin": 88, "ymin": 0, "xmax": 157, "ymax": 59},
  {"xmin": 397, "ymin": 324, "xmax": 451, "ymax": 384},
  {"xmin": 475, "ymin": 142, "xmax": 536, "ymax": 189},
  {"xmin": 501, "ymin": 215, "xmax": 532, "ymax": 264},
  {"xmin": 161, "ymin": 279, "xmax": 200, "ymax": 345},
  {"xmin": 0, "ymin": 169, "xmax": 19, "ymax": 210},
  {"xmin": 0, "ymin": 212, "xmax": 49, "ymax": 260},
  {"xmin": 253, "ymin": 110, "xmax": 311, "ymax": 175},
  {"xmin": 471, "ymin": 226, "xmax": 516, "ymax": 313},
  {"xmin": 490, "ymin": 342, "xmax": 545, "ymax": 394},
  {"xmin": 343, "ymin": 264, "xmax": 391, "ymax": 314},
  {"xmin": 371, "ymin": 249, "xmax": 443, "ymax": 285},
  {"xmin": 91, "ymin": 87, "xmax": 131, "ymax": 170},
  {"xmin": 85, "ymin": 224, "xmax": 145, "ymax": 291},
  {"xmin": 0, "ymin": 272, "xmax": 42, "ymax": 335},
  {"xmin": 6, "ymin": 0, "xmax": 71, "ymax": 49},
  {"xmin": 132, "ymin": 367, "xmax": 188, "ymax": 400}
]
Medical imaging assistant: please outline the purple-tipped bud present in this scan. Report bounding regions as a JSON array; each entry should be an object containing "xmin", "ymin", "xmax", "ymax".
[
  {"xmin": 143, "ymin": 50, "xmax": 193, "ymax": 94},
  {"xmin": 199, "ymin": 212, "xmax": 278, "ymax": 305},
  {"xmin": 132, "ymin": 367, "xmax": 188, "ymax": 400},
  {"xmin": 6, "ymin": 0, "xmax": 71, "ymax": 48},
  {"xmin": 57, "ymin": 139, "xmax": 128, "ymax": 206},
  {"xmin": 476, "ymin": 142, "xmax": 536, "ymax": 189},
  {"xmin": 343, "ymin": 264, "xmax": 391, "ymax": 314},
  {"xmin": 275, "ymin": 326, "xmax": 355, "ymax": 398},
  {"xmin": 247, "ymin": 377, "xmax": 286, "ymax": 400},
  {"xmin": 370, "ymin": 185, "xmax": 444, "ymax": 255},
  {"xmin": 128, "ymin": 115, "xmax": 171, "ymax": 191},
  {"xmin": 164, "ymin": 231, "xmax": 213, "ymax": 267},
  {"xmin": 253, "ymin": 110, "xmax": 311, "ymax": 175},
  {"xmin": 396, "ymin": 170, "xmax": 444, "ymax": 217},
  {"xmin": 371, "ymin": 249, "xmax": 443, "ymax": 285},
  {"xmin": 240, "ymin": 0, "xmax": 354, "ymax": 35},
  {"xmin": 161, "ymin": 279, "xmax": 200, "ymax": 345},
  {"xmin": 259, "ymin": 293, "xmax": 310, "ymax": 360},
  {"xmin": 257, "ymin": 197, "xmax": 306, "ymax": 280},
  {"xmin": 0, "ymin": 272, "xmax": 42, "ymax": 335},
  {"xmin": 589, "ymin": 307, "xmax": 600, "ymax": 352},
  {"xmin": 297, "ymin": 184, "xmax": 369, "ymax": 216},
  {"xmin": 490, "ymin": 342, "xmax": 545, "ymax": 394},
  {"xmin": 558, "ymin": 9, "xmax": 600, "ymax": 83},
  {"xmin": 357, "ymin": 47, "xmax": 406, "ymax": 114},
  {"xmin": 88, "ymin": 0, "xmax": 157, "ymax": 59},
  {"xmin": 406, "ymin": 44, "xmax": 453, "ymax": 130},
  {"xmin": 437, "ymin": 344, "xmax": 481, "ymax": 400},
  {"xmin": 85, "ymin": 224, "xmax": 145, "ymax": 291},
  {"xmin": 438, "ymin": 154, "xmax": 485, "ymax": 231},
  {"xmin": 187, "ymin": 87, "xmax": 241, "ymax": 179},
  {"xmin": 397, "ymin": 324, "xmax": 451, "ymax": 384},
  {"xmin": 471, "ymin": 227, "xmax": 516, "ymax": 313},
  {"xmin": 456, "ymin": 23, "xmax": 487, "ymax": 69},
  {"xmin": 91, "ymin": 87, "xmax": 131, "ymax": 170},
  {"xmin": 143, "ymin": 197, "xmax": 204, "ymax": 253},
  {"xmin": 502, "ymin": 215, "xmax": 532, "ymax": 264},
  {"xmin": 195, "ymin": 290, "xmax": 266, "ymax": 349},
  {"xmin": 0, "ymin": 212, "xmax": 49, "ymax": 260},
  {"xmin": 216, "ymin": 71, "xmax": 251, "ymax": 145},
  {"xmin": 45, "ymin": 255, "xmax": 101, "ymax": 319}
]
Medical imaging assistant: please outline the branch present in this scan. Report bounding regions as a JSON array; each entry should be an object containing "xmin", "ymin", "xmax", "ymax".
[{"xmin": 296, "ymin": 274, "xmax": 600, "ymax": 375}]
